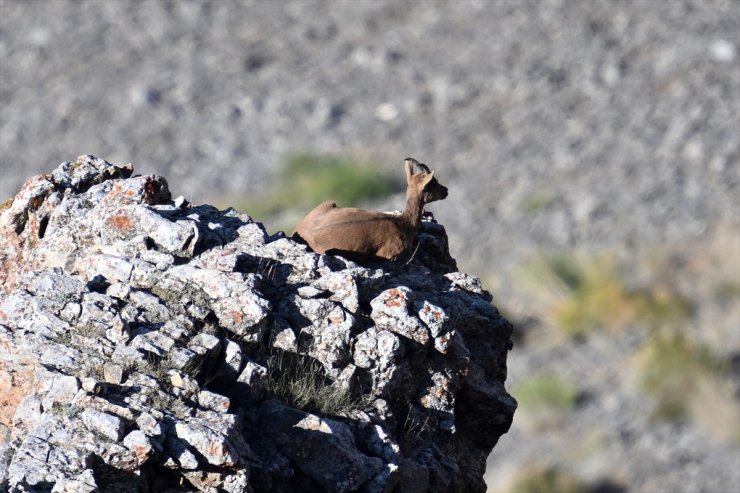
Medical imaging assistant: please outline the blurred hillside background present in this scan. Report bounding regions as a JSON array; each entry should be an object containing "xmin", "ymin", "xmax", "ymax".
[{"xmin": 1, "ymin": 0, "xmax": 738, "ymax": 491}]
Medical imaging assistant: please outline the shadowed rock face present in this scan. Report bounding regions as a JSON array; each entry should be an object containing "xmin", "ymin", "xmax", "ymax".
[{"xmin": 0, "ymin": 156, "xmax": 516, "ymax": 493}]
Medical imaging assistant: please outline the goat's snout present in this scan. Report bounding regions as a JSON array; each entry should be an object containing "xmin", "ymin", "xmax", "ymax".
[
  {"xmin": 434, "ymin": 181, "xmax": 449, "ymax": 199},
  {"xmin": 424, "ymin": 181, "xmax": 448, "ymax": 204}
]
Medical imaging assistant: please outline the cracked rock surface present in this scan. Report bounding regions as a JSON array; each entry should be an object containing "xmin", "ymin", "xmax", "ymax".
[{"xmin": 0, "ymin": 156, "xmax": 515, "ymax": 492}]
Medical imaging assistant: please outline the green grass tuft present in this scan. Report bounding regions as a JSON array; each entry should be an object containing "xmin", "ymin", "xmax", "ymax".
[
  {"xmin": 238, "ymin": 153, "xmax": 400, "ymax": 221},
  {"xmin": 521, "ymin": 191, "xmax": 556, "ymax": 214},
  {"xmin": 516, "ymin": 374, "xmax": 579, "ymax": 410},
  {"xmin": 264, "ymin": 349, "xmax": 362, "ymax": 416}
]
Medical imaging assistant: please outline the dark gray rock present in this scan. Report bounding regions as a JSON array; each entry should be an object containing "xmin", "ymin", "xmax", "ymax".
[{"xmin": 260, "ymin": 400, "xmax": 384, "ymax": 493}]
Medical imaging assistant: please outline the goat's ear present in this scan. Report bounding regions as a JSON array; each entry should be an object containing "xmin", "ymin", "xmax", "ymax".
[
  {"xmin": 421, "ymin": 170, "xmax": 435, "ymax": 186},
  {"xmin": 404, "ymin": 159, "xmax": 414, "ymax": 181}
]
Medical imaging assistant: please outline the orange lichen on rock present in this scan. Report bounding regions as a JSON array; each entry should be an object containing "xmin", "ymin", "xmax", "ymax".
[
  {"xmin": 106, "ymin": 214, "xmax": 136, "ymax": 233},
  {"xmin": 0, "ymin": 361, "xmax": 37, "ymax": 443}
]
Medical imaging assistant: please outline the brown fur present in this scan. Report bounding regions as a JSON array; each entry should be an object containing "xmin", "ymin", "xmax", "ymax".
[{"xmin": 292, "ymin": 158, "xmax": 448, "ymax": 262}]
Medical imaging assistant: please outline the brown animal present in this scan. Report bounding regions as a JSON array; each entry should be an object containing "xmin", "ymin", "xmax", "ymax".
[{"xmin": 292, "ymin": 157, "xmax": 448, "ymax": 262}]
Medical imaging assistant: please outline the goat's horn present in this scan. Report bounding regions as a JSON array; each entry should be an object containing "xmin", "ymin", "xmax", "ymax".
[{"xmin": 405, "ymin": 159, "xmax": 414, "ymax": 180}]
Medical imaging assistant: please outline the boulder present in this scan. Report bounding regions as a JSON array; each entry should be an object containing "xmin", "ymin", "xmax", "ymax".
[{"xmin": 0, "ymin": 156, "xmax": 516, "ymax": 492}]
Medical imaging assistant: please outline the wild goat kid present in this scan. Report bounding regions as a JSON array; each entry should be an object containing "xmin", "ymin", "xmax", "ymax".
[{"xmin": 292, "ymin": 157, "xmax": 448, "ymax": 262}]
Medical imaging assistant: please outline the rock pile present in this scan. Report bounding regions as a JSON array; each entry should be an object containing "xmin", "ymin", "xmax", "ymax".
[{"xmin": 0, "ymin": 156, "xmax": 515, "ymax": 492}]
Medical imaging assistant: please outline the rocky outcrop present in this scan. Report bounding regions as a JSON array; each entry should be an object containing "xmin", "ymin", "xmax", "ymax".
[{"xmin": 0, "ymin": 156, "xmax": 515, "ymax": 492}]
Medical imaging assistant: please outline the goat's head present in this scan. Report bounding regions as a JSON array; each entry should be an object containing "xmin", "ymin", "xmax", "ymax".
[{"xmin": 404, "ymin": 157, "xmax": 448, "ymax": 204}]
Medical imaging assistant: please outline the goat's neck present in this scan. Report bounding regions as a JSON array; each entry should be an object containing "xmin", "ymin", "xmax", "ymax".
[{"xmin": 400, "ymin": 192, "xmax": 425, "ymax": 230}]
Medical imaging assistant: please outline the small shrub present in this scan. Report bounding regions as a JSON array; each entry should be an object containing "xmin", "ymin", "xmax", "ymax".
[
  {"xmin": 635, "ymin": 330, "xmax": 725, "ymax": 422},
  {"xmin": 83, "ymin": 361, "xmax": 105, "ymax": 380},
  {"xmin": 632, "ymin": 286, "xmax": 692, "ymax": 329},
  {"xmin": 140, "ymin": 352, "xmax": 168, "ymax": 379},
  {"xmin": 516, "ymin": 375, "xmax": 578, "ymax": 410},
  {"xmin": 50, "ymin": 402, "xmax": 81, "ymax": 419},
  {"xmin": 551, "ymin": 256, "xmax": 637, "ymax": 337},
  {"xmin": 147, "ymin": 388, "xmax": 175, "ymax": 410},
  {"xmin": 520, "ymin": 253, "xmax": 692, "ymax": 338}
]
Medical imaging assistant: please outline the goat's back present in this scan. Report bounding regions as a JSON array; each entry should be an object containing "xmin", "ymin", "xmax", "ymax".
[{"xmin": 293, "ymin": 201, "xmax": 410, "ymax": 260}]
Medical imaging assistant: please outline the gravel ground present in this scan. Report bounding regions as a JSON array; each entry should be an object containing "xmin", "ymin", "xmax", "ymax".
[{"xmin": 1, "ymin": 1, "xmax": 738, "ymax": 492}]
